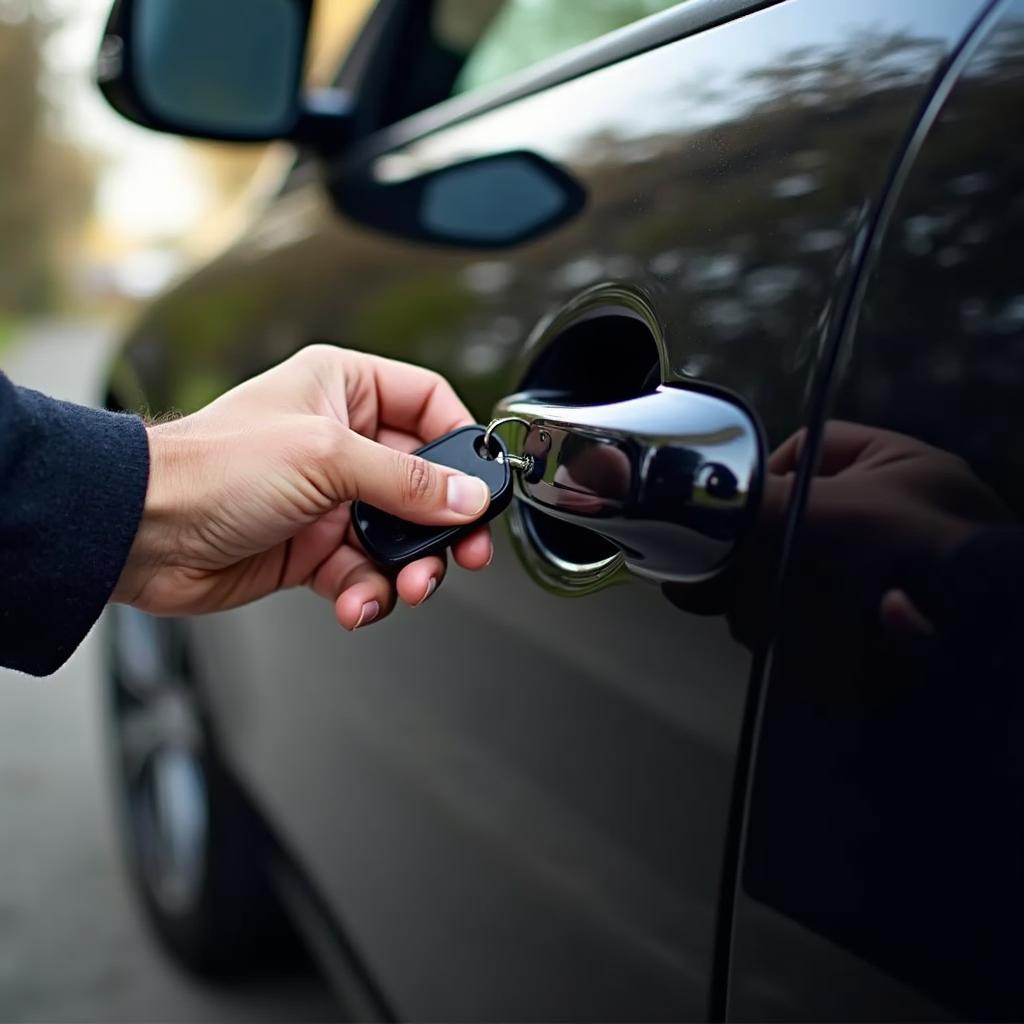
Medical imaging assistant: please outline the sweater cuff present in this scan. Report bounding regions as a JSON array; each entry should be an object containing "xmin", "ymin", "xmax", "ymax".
[{"xmin": 0, "ymin": 383, "xmax": 150, "ymax": 675}]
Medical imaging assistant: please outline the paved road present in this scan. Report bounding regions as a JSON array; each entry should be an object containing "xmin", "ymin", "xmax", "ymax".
[{"xmin": 0, "ymin": 323, "xmax": 338, "ymax": 1021}]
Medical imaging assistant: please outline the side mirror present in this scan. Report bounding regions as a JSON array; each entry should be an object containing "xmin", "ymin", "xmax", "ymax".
[
  {"xmin": 96, "ymin": 1, "xmax": 585, "ymax": 249},
  {"xmin": 335, "ymin": 150, "xmax": 587, "ymax": 248},
  {"xmin": 96, "ymin": 0, "xmax": 346, "ymax": 143}
]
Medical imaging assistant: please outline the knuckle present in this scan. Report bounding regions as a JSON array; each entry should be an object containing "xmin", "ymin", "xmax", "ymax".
[
  {"xmin": 294, "ymin": 343, "xmax": 342, "ymax": 376},
  {"xmin": 400, "ymin": 453, "xmax": 439, "ymax": 505},
  {"xmin": 278, "ymin": 419, "xmax": 349, "ymax": 508},
  {"xmin": 299, "ymin": 342, "xmax": 334, "ymax": 362},
  {"xmin": 300, "ymin": 420, "xmax": 347, "ymax": 477},
  {"xmin": 425, "ymin": 368, "xmax": 452, "ymax": 398}
]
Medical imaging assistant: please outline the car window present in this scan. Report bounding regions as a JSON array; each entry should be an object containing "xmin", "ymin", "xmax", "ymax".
[
  {"xmin": 443, "ymin": 0, "xmax": 686, "ymax": 97},
  {"xmin": 374, "ymin": 0, "xmax": 685, "ymax": 127}
]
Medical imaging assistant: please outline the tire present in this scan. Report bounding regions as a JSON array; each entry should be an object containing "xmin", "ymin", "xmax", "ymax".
[{"xmin": 105, "ymin": 606, "xmax": 294, "ymax": 977}]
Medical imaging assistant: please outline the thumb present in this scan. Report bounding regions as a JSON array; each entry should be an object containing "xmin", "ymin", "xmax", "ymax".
[{"xmin": 339, "ymin": 430, "xmax": 491, "ymax": 525}]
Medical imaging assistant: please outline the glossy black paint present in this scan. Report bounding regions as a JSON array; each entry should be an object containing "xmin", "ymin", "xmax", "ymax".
[
  {"xmin": 101, "ymin": 0, "xmax": 1014, "ymax": 1018},
  {"xmin": 730, "ymin": 1, "xmax": 1024, "ymax": 1017}
]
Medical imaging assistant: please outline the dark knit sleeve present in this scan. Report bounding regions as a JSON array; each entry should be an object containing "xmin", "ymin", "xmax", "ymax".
[{"xmin": 0, "ymin": 372, "xmax": 149, "ymax": 675}]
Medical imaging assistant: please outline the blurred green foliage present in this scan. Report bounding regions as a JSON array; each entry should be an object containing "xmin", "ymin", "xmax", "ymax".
[
  {"xmin": 454, "ymin": 0, "xmax": 684, "ymax": 95},
  {"xmin": 0, "ymin": 1, "xmax": 93, "ymax": 317},
  {"xmin": 0, "ymin": 313, "xmax": 18, "ymax": 355},
  {"xmin": 351, "ymin": 273, "xmax": 477, "ymax": 354}
]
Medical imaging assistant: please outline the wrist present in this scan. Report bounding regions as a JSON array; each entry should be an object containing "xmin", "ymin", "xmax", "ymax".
[{"xmin": 112, "ymin": 421, "xmax": 191, "ymax": 604}]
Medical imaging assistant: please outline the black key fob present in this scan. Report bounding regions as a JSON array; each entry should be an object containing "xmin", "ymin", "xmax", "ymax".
[{"xmin": 352, "ymin": 425, "xmax": 513, "ymax": 569}]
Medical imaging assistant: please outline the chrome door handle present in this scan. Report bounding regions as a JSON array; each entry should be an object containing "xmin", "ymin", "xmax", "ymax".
[{"xmin": 492, "ymin": 385, "xmax": 762, "ymax": 583}]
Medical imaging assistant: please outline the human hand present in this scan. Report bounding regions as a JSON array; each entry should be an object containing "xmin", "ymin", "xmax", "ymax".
[
  {"xmin": 762, "ymin": 421, "xmax": 1008, "ymax": 574},
  {"xmin": 726, "ymin": 420, "xmax": 1010, "ymax": 648},
  {"xmin": 112, "ymin": 345, "xmax": 493, "ymax": 629}
]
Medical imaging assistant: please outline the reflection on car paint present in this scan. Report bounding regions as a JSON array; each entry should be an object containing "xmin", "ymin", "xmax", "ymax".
[{"xmin": 733, "ymin": 5, "xmax": 1024, "ymax": 1017}]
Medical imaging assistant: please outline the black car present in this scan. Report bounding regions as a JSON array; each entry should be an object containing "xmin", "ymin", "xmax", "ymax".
[{"xmin": 97, "ymin": 0, "xmax": 1024, "ymax": 1019}]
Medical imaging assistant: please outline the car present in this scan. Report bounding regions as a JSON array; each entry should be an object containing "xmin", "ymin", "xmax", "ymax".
[{"xmin": 96, "ymin": 0, "xmax": 1024, "ymax": 1019}]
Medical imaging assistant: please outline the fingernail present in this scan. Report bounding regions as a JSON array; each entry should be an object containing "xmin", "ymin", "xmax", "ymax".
[
  {"xmin": 418, "ymin": 577, "xmax": 437, "ymax": 605},
  {"xmin": 354, "ymin": 600, "xmax": 380, "ymax": 629},
  {"xmin": 447, "ymin": 475, "xmax": 489, "ymax": 516},
  {"xmin": 485, "ymin": 541, "xmax": 494, "ymax": 567}
]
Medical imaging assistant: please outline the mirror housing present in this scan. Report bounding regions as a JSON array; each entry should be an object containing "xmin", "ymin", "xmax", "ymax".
[
  {"xmin": 334, "ymin": 150, "xmax": 587, "ymax": 248},
  {"xmin": 96, "ymin": 0, "xmax": 349, "ymax": 145}
]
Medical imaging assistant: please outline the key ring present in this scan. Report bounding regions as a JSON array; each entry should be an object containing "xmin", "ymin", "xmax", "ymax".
[
  {"xmin": 483, "ymin": 416, "xmax": 534, "ymax": 473},
  {"xmin": 483, "ymin": 416, "xmax": 530, "ymax": 450}
]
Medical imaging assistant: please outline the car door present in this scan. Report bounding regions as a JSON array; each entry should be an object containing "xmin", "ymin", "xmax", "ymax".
[
  {"xmin": 124, "ymin": 0, "xmax": 991, "ymax": 1018},
  {"xmin": 727, "ymin": 1, "xmax": 1024, "ymax": 1018}
]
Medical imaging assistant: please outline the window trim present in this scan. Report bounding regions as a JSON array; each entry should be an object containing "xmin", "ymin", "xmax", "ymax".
[{"xmin": 345, "ymin": 0, "xmax": 781, "ymax": 161}]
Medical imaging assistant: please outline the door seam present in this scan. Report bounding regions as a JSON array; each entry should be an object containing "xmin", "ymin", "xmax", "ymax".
[{"xmin": 706, "ymin": 0, "xmax": 1008, "ymax": 1016}]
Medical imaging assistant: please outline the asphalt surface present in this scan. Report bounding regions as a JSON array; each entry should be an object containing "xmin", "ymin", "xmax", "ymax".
[{"xmin": 0, "ymin": 323, "xmax": 338, "ymax": 1021}]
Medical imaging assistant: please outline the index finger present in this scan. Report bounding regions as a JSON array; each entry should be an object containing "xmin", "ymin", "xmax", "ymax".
[
  {"xmin": 363, "ymin": 354, "xmax": 474, "ymax": 441},
  {"xmin": 768, "ymin": 421, "xmax": 874, "ymax": 478}
]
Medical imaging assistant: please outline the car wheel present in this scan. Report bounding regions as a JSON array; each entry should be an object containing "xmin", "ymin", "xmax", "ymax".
[{"xmin": 106, "ymin": 605, "xmax": 292, "ymax": 976}]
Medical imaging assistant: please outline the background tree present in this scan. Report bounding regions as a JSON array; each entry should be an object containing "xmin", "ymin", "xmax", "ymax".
[{"xmin": 0, "ymin": 0, "xmax": 93, "ymax": 318}]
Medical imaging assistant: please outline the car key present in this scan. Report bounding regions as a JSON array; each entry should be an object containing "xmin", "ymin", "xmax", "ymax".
[{"xmin": 352, "ymin": 425, "xmax": 517, "ymax": 568}]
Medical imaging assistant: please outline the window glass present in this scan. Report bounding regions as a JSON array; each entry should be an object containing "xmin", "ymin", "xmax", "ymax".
[
  {"xmin": 368, "ymin": 0, "xmax": 687, "ymax": 129},
  {"xmin": 441, "ymin": 0, "xmax": 685, "ymax": 97}
]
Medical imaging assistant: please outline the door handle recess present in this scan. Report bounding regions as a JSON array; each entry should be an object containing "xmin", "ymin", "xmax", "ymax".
[{"xmin": 492, "ymin": 385, "xmax": 762, "ymax": 583}]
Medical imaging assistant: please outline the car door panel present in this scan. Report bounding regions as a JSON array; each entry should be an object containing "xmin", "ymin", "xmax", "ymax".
[
  {"xmin": 112, "ymin": 0, "xmax": 989, "ymax": 1018},
  {"xmin": 728, "ymin": 2, "xmax": 1024, "ymax": 1017}
]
